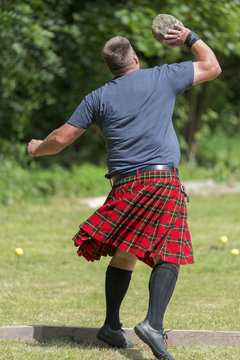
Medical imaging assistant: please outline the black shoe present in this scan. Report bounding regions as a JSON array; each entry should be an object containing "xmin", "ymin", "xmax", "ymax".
[
  {"xmin": 97, "ymin": 323, "xmax": 133, "ymax": 349},
  {"xmin": 134, "ymin": 320, "xmax": 174, "ymax": 360}
]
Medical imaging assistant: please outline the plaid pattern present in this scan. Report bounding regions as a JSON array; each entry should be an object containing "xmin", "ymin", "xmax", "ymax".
[{"xmin": 72, "ymin": 171, "xmax": 194, "ymax": 268}]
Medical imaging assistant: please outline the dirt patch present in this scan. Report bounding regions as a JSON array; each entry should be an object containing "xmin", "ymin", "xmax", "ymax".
[{"xmin": 183, "ymin": 179, "xmax": 240, "ymax": 196}]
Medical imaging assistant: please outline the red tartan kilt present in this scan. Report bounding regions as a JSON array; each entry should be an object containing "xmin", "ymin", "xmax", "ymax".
[{"xmin": 72, "ymin": 171, "xmax": 194, "ymax": 268}]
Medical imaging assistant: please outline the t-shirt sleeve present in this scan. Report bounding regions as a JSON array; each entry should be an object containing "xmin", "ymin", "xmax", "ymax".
[
  {"xmin": 166, "ymin": 61, "xmax": 194, "ymax": 95},
  {"xmin": 67, "ymin": 92, "xmax": 97, "ymax": 129}
]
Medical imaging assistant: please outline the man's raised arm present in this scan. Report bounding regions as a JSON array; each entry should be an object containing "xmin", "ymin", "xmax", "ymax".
[{"xmin": 163, "ymin": 24, "xmax": 222, "ymax": 85}]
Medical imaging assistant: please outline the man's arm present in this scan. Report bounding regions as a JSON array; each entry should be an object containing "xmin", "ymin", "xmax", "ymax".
[
  {"xmin": 191, "ymin": 40, "xmax": 221, "ymax": 85},
  {"xmin": 28, "ymin": 123, "xmax": 85, "ymax": 157},
  {"xmin": 162, "ymin": 24, "xmax": 222, "ymax": 85}
]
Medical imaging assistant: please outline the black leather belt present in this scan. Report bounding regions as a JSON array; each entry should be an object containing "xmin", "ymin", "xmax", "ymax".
[{"xmin": 111, "ymin": 164, "xmax": 177, "ymax": 184}]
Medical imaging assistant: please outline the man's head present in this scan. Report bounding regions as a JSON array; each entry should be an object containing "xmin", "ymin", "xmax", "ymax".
[{"xmin": 102, "ymin": 36, "xmax": 139, "ymax": 76}]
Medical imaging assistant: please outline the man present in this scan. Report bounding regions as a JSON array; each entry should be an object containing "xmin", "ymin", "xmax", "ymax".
[{"xmin": 28, "ymin": 24, "xmax": 221, "ymax": 360}]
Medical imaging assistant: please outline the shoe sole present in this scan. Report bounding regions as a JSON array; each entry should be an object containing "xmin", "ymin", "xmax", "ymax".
[
  {"xmin": 134, "ymin": 324, "xmax": 172, "ymax": 360},
  {"xmin": 97, "ymin": 333, "xmax": 133, "ymax": 349},
  {"xmin": 97, "ymin": 333, "xmax": 119, "ymax": 348}
]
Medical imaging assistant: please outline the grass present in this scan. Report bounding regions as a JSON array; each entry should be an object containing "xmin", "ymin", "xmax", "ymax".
[
  {"xmin": 0, "ymin": 340, "xmax": 240, "ymax": 360},
  {"xmin": 0, "ymin": 194, "xmax": 240, "ymax": 359}
]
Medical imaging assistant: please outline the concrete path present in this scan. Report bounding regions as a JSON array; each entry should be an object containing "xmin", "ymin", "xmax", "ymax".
[
  {"xmin": 78, "ymin": 180, "xmax": 240, "ymax": 209},
  {"xmin": 1, "ymin": 325, "xmax": 240, "ymax": 346}
]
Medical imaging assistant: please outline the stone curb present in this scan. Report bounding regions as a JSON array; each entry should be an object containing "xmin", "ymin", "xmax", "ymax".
[{"xmin": 1, "ymin": 326, "xmax": 240, "ymax": 346}]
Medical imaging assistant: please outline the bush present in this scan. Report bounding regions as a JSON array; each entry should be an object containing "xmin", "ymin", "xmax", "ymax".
[
  {"xmin": 0, "ymin": 161, "xmax": 110, "ymax": 204},
  {"xmin": 195, "ymin": 130, "xmax": 240, "ymax": 181},
  {"xmin": 1, "ymin": 156, "xmax": 239, "ymax": 205}
]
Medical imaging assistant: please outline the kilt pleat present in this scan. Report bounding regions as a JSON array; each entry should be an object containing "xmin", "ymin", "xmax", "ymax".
[{"xmin": 72, "ymin": 171, "xmax": 194, "ymax": 268}]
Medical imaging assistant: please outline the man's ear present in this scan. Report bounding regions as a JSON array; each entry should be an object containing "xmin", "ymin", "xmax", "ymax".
[{"xmin": 133, "ymin": 54, "xmax": 139, "ymax": 65}]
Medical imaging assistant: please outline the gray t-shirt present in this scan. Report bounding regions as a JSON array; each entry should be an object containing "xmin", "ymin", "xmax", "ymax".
[{"xmin": 67, "ymin": 61, "xmax": 194, "ymax": 174}]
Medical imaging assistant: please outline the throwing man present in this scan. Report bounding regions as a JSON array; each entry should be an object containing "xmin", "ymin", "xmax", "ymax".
[{"xmin": 28, "ymin": 23, "xmax": 221, "ymax": 360}]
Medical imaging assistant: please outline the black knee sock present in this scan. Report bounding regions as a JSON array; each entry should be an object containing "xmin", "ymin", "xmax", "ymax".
[
  {"xmin": 146, "ymin": 263, "xmax": 178, "ymax": 331},
  {"xmin": 104, "ymin": 265, "xmax": 132, "ymax": 330}
]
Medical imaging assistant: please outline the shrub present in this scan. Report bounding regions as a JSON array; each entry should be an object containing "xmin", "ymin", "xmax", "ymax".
[{"xmin": 0, "ymin": 161, "xmax": 110, "ymax": 204}]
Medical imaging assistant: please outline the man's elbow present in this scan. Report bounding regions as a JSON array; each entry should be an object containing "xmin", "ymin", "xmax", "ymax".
[
  {"xmin": 212, "ymin": 63, "xmax": 222, "ymax": 79},
  {"xmin": 54, "ymin": 135, "xmax": 69, "ymax": 147},
  {"xmin": 51, "ymin": 132, "xmax": 69, "ymax": 148},
  {"xmin": 52, "ymin": 124, "xmax": 83, "ymax": 147},
  {"xmin": 193, "ymin": 60, "xmax": 222, "ymax": 85}
]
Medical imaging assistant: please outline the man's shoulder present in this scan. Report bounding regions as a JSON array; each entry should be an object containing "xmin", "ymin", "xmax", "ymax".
[
  {"xmin": 85, "ymin": 84, "xmax": 105, "ymax": 102},
  {"xmin": 139, "ymin": 65, "xmax": 167, "ymax": 73},
  {"xmin": 140, "ymin": 65, "xmax": 170, "ymax": 76},
  {"xmin": 165, "ymin": 61, "xmax": 193, "ymax": 72}
]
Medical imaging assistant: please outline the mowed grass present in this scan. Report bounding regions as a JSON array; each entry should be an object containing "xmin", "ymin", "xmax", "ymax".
[
  {"xmin": 0, "ymin": 194, "xmax": 240, "ymax": 359},
  {"xmin": 0, "ymin": 340, "xmax": 240, "ymax": 360}
]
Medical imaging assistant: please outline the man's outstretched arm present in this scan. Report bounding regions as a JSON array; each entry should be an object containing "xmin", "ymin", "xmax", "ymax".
[
  {"xmin": 28, "ymin": 123, "xmax": 85, "ymax": 157},
  {"xmin": 163, "ymin": 24, "xmax": 222, "ymax": 85}
]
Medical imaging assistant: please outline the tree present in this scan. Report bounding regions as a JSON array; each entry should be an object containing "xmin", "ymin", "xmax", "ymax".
[
  {"xmin": 1, "ymin": 0, "xmax": 240, "ymax": 167},
  {"xmin": 0, "ymin": 0, "xmax": 67, "ymax": 162},
  {"xmin": 106, "ymin": 0, "xmax": 240, "ymax": 162}
]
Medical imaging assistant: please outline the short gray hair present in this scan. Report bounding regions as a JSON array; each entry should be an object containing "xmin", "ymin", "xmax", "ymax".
[{"xmin": 102, "ymin": 36, "xmax": 135, "ymax": 74}]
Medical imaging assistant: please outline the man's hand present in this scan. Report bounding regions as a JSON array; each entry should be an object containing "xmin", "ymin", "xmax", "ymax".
[
  {"xmin": 28, "ymin": 139, "xmax": 43, "ymax": 157},
  {"xmin": 162, "ymin": 24, "xmax": 190, "ymax": 48}
]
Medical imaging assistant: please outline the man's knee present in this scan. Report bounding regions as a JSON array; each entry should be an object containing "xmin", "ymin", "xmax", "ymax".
[
  {"xmin": 110, "ymin": 248, "xmax": 137, "ymax": 271},
  {"xmin": 153, "ymin": 256, "xmax": 180, "ymax": 271}
]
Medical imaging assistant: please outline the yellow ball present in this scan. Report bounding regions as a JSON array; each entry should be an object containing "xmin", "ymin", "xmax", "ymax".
[
  {"xmin": 219, "ymin": 235, "xmax": 228, "ymax": 244},
  {"xmin": 231, "ymin": 249, "xmax": 239, "ymax": 257},
  {"xmin": 15, "ymin": 248, "xmax": 24, "ymax": 256}
]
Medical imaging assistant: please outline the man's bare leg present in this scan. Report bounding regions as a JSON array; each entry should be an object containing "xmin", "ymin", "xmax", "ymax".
[{"xmin": 110, "ymin": 248, "xmax": 137, "ymax": 271}]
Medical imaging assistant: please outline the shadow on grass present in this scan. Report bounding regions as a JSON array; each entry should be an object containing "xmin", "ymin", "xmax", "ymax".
[
  {"xmin": 117, "ymin": 348, "xmax": 150, "ymax": 360},
  {"xmin": 29, "ymin": 338, "xmax": 151, "ymax": 360}
]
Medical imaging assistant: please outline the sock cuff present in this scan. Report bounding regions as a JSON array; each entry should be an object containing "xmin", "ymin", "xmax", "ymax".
[
  {"xmin": 153, "ymin": 262, "xmax": 178, "ymax": 278},
  {"xmin": 106, "ymin": 265, "xmax": 133, "ymax": 276}
]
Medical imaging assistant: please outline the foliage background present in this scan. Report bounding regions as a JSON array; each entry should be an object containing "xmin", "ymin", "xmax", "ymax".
[{"xmin": 1, "ymin": 0, "xmax": 240, "ymax": 180}]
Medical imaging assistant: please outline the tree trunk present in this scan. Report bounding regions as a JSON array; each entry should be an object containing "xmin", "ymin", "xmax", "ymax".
[{"xmin": 186, "ymin": 82, "xmax": 213, "ymax": 163}]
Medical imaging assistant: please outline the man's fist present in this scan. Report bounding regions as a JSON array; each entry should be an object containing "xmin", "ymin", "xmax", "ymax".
[{"xmin": 28, "ymin": 139, "xmax": 43, "ymax": 157}]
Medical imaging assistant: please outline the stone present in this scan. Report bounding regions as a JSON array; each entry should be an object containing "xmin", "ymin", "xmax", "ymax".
[{"xmin": 152, "ymin": 14, "xmax": 184, "ymax": 43}]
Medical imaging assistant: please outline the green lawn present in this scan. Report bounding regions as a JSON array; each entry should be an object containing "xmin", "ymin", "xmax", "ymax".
[{"xmin": 0, "ymin": 194, "xmax": 240, "ymax": 359}]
